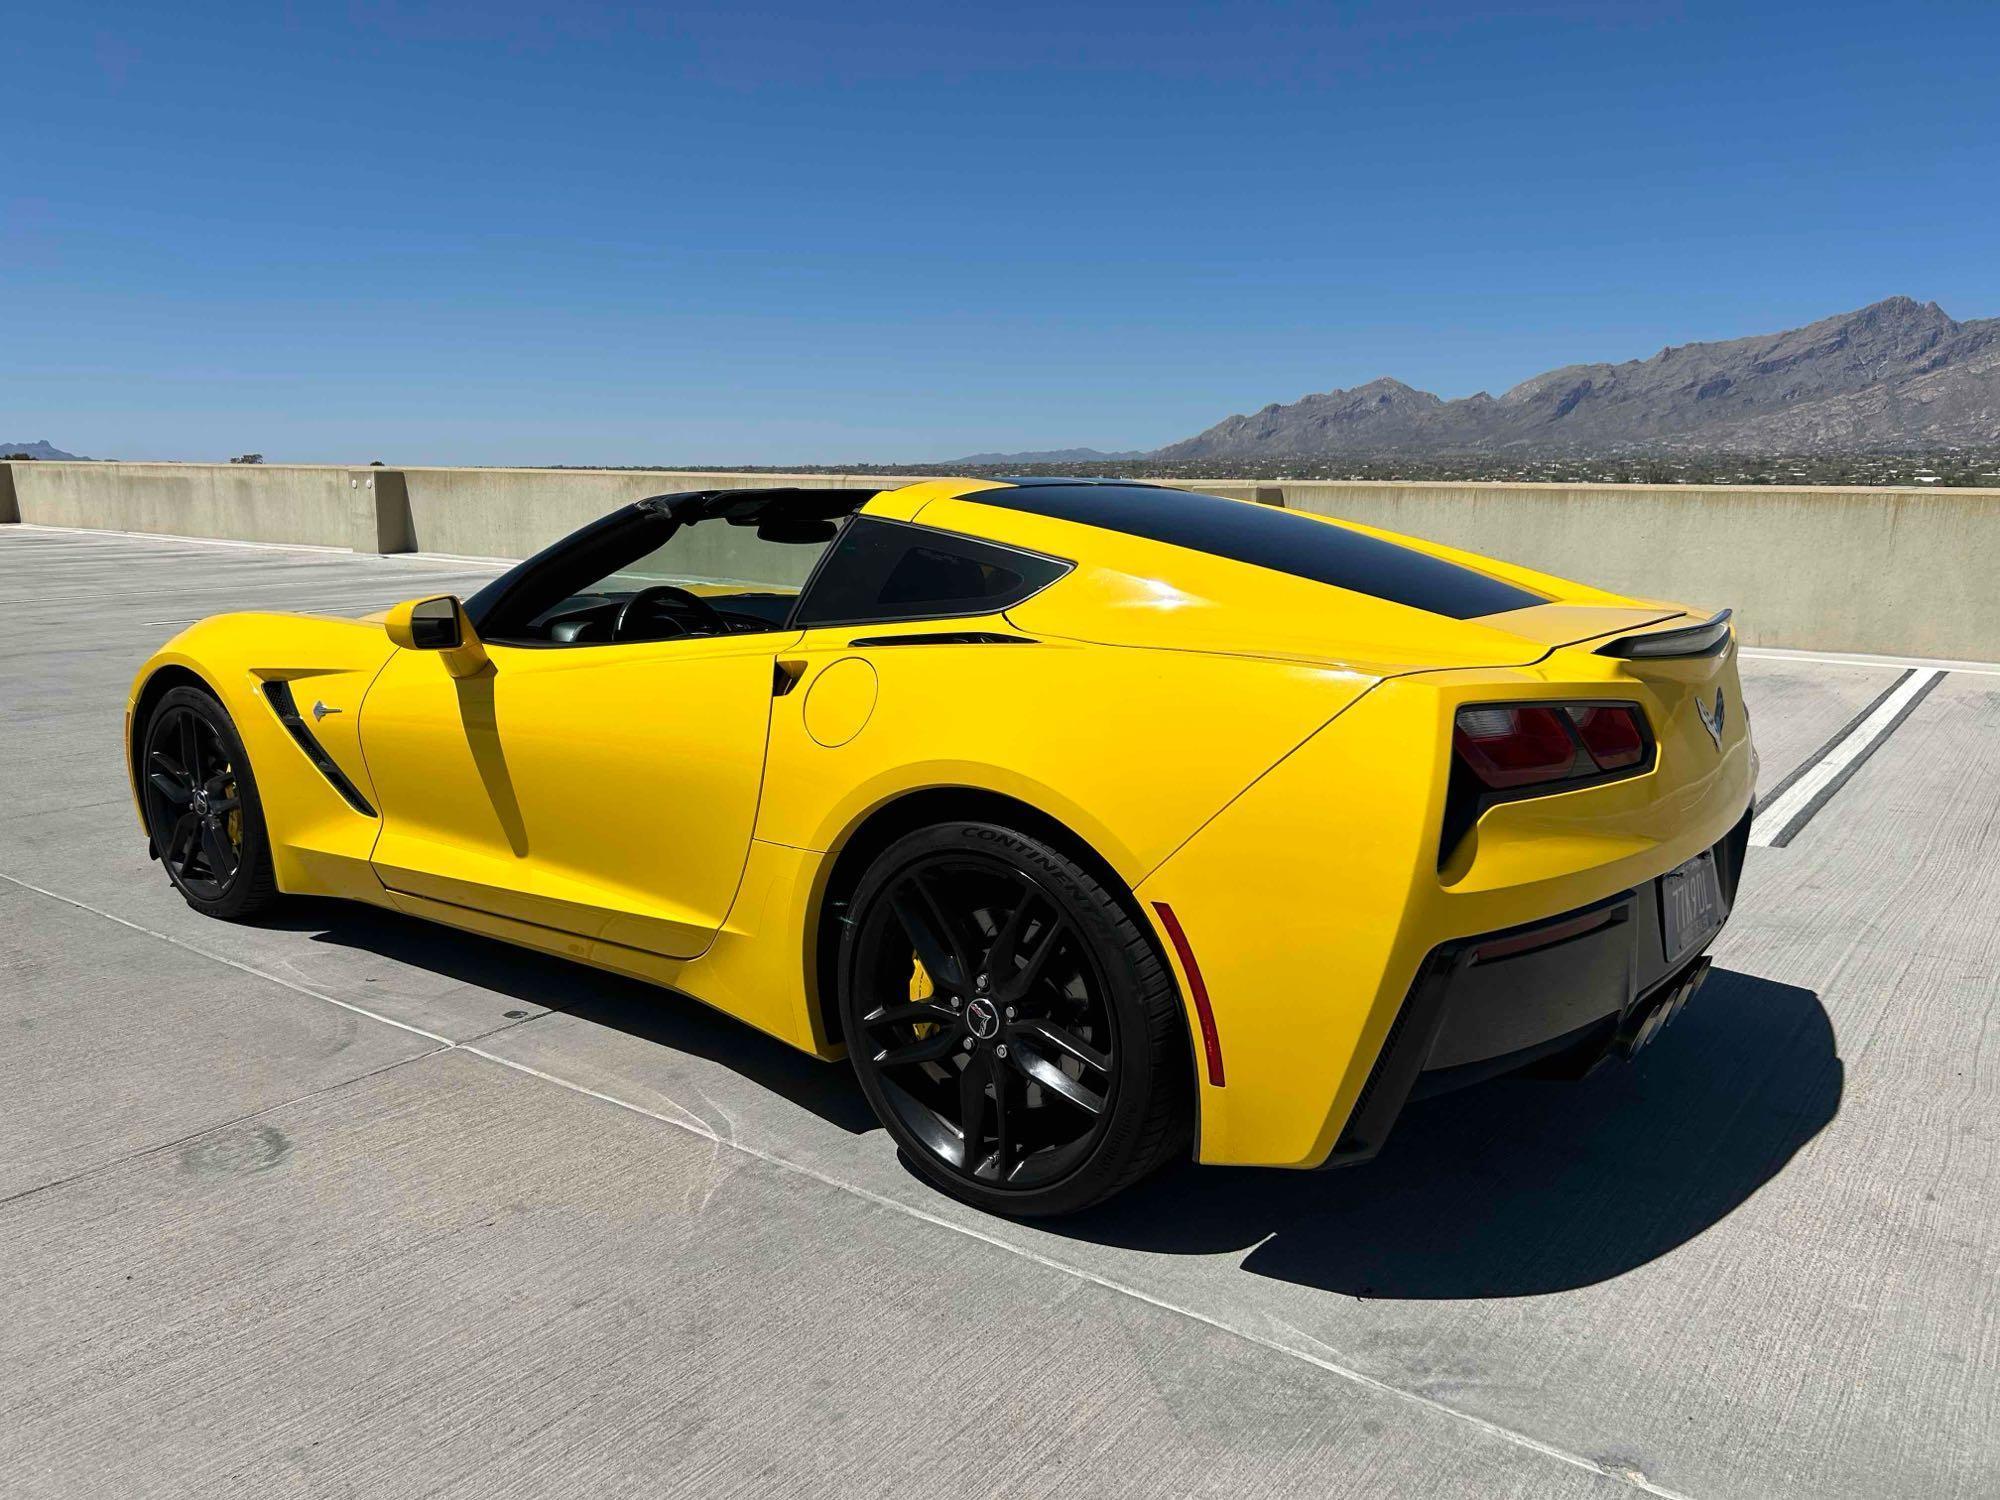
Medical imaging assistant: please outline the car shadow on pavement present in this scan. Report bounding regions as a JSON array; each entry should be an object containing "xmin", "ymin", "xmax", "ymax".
[
  {"xmin": 1047, "ymin": 969, "xmax": 1841, "ymax": 1298},
  {"xmin": 264, "ymin": 898, "xmax": 879, "ymax": 1136}
]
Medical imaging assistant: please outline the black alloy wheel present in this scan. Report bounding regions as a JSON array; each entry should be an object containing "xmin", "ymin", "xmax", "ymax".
[
  {"xmin": 840, "ymin": 822, "xmax": 1192, "ymax": 1216},
  {"xmin": 140, "ymin": 686, "xmax": 278, "ymax": 919}
]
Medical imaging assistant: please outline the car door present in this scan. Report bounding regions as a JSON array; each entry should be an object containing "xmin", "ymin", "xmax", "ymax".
[
  {"xmin": 362, "ymin": 634, "xmax": 782, "ymax": 957},
  {"xmin": 359, "ymin": 499, "xmax": 833, "ymax": 960}
]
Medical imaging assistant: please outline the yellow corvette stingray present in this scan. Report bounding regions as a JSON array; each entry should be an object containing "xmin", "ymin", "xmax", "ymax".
[{"xmin": 127, "ymin": 478, "xmax": 1755, "ymax": 1214}]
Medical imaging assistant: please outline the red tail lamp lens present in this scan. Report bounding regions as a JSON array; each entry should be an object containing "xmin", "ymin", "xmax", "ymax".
[
  {"xmin": 1453, "ymin": 702, "xmax": 1652, "ymax": 791},
  {"xmin": 1452, "ymin": 705, "xmax": 1578, "ymax": 788},
  {"xmin": 1567, "ymin": 706, "xmax": 1646, "ymax": 770}
]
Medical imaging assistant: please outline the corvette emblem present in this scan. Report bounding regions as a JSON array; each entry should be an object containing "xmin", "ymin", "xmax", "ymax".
[
  {"xmin": 312, "ymin": 699, "xmax": 341, "ymax": 722},
  {"xmin": 1696, "ymin": 688, "xmax": 1725, "ymax": 750}
]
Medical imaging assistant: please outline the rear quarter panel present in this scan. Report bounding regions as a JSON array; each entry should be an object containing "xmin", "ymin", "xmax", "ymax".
[
  {"xmin": 680, "ymin": 624, "xmax": 1374, "ymax": 1060},
  {"xmin": 1139, "ymin": 636, "xmax": 1755, "ymax": 1168},
  {"xmin": 755, "ymin": 623, "xmax": 1373, "ymax": 883}
]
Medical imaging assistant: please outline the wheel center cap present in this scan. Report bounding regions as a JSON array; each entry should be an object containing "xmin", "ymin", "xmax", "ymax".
[
  {"xmin": 965, "ymin": 997, "xmax": 1000, "ymax": 1040},
  {"xmin": 192, "ymin": 790, "xmax": 210, "ymax": 815}
]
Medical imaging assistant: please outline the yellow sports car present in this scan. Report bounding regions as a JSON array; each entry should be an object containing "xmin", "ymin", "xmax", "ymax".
[{"xmin": 127, "ymin": 478, "xmax": 1756, "ymax": 1215}]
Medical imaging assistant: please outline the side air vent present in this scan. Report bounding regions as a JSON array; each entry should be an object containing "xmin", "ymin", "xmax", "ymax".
[{"xmin": 261, "ymin": 680, "xmax": 377, "ymax": 816}]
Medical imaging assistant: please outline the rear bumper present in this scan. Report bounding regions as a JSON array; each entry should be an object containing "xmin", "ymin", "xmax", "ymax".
[{"xmin": 1325, "ymin": 803, "xmax": 1753, "ymax": 1166}]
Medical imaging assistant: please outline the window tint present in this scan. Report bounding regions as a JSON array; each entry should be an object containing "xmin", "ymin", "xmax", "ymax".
[
  {"xmin": 468, "ymin": 505, "xmax": 837, "ymax": 646},
  {"xmin": 969, "ymin": 483, "xmax": 1546, "ymax": 619},
  {"xmin": 792, "ymin": 519, "xmax": 1069, "ymax": 627}
]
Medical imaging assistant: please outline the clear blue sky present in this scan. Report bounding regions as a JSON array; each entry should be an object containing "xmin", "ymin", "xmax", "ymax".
[{"xmin": 4, "ymin": 1, "xmax": 1995, "ymax": 465}]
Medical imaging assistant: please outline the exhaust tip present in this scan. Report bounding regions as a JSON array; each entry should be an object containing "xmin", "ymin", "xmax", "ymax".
[{"xmin": 1617, "ymin": 955, "xmax": 1713, "ymax": 1058}]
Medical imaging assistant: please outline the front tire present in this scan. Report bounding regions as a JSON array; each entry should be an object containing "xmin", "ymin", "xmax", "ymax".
[
  {"xmin": 839, "ymin": 821, "xmax": 1192, "ymax": 1216},
  {"xmin": 139, "ymin": 685, "xmax": 279, "ymax": 921}
]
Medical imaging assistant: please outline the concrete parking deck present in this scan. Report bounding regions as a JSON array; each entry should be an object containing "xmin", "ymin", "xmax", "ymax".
[{"xmin": 2, "ymin": 525, "xmax": 1995, "ymax": 1499}]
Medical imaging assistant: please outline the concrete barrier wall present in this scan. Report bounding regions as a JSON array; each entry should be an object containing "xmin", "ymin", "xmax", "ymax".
[
  {"xmin": 8, "ymin": 462, "xmax": 385, "ymax": 549},
  {"xmin": 1280, "ymin": 480, "xmax": 2000, "ymax": 663},
  {"xmin": 5, "ymin": 461, "xmax": 1995, "ymax": 659}
]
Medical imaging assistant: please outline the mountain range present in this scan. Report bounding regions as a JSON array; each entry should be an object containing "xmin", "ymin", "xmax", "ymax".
[
  {"xmin": 15, "ymin": 300, "xmax": 2000, "ymax": 470},
  {"xmin": 959, "ymin": 298, "xmax": 2000, "ymax": 464}
]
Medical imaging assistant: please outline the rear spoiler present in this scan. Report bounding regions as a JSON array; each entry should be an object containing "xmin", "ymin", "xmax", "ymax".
[{"xmin": 1597, "ymin": 608, "xmax": 1733, "ymax": 660}]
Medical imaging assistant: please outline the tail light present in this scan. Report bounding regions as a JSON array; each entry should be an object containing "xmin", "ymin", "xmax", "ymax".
[
  {"xmin": 1443, "ymin": 700, "xmax": 1655, "ymax": 868},
  {"xmin": 1568, "ymin": 705, "xmax": 1646, "ymax": 770},
  {"xmin": 1452, "ymin": 702, "xmax": 1652, "ymax": 791},
  {"xmin": 1453, "ymin": 706, "xmax": 1576, "ymax": 788}
]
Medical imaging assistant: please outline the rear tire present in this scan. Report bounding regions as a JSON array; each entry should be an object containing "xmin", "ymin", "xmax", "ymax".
[
  {"xmin": 839, "ymin": 820, "xmax": 1193, "ymax": 1217},
  {"xmin": 139, "ymin": 685, "xmax": 280, "ymax": 921}
]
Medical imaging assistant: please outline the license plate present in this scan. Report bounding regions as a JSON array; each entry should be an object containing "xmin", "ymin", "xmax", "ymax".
[{"xmin": 1660, "ymin": 851, "xmax": 1724, "ymax": 964}]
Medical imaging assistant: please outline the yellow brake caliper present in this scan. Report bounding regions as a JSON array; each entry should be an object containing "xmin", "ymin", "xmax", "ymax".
[{"xmin": 909, "ymin": 955, "xmax": 937, "ymax": 1038}]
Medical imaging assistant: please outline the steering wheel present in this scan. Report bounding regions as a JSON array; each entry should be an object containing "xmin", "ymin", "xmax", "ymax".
[{"xmin": 611, "ymin": 584, "xmax": 730, "ymax": 642}]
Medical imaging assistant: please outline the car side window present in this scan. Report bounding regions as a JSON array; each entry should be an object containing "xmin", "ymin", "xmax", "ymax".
[
  {"xmin": 791, "ymin": 519, "xmax": 1070, "ymax": 628},
  {"xmin": 472, "ymin": 507, "xmax": 841, "ymax": 647}
]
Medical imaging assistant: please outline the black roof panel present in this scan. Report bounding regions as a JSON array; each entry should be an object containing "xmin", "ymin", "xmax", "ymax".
[{"xmin": 967, "ymin": 483, "xmax": 1546, "ymax": 620}]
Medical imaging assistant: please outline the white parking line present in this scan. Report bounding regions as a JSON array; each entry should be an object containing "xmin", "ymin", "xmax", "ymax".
[
  {"xmin": 0, "ymin": 871, "xmax": 456, "ymax": 1046},
  {"xmin": 1749, "ymin": 668, "xmax": 1946, "ymax": 848}
]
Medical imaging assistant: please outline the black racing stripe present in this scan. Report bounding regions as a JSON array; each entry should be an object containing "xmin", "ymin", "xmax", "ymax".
[{"xmin": 967, "ymin": 483, "xmax": 1546, "ymax": 620}]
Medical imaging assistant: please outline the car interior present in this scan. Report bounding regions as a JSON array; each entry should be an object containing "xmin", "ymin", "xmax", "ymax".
[
  {"xmin": 466, "ymin": 486, "xmax": 1070, "ymax": 648},
  {"xmin": 471, "ymin": 491, "xmax": 862, "ymax": 646},
  {"xmin": 523, "ymin": 581, "xmax": 805, "ymax": 643}
]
